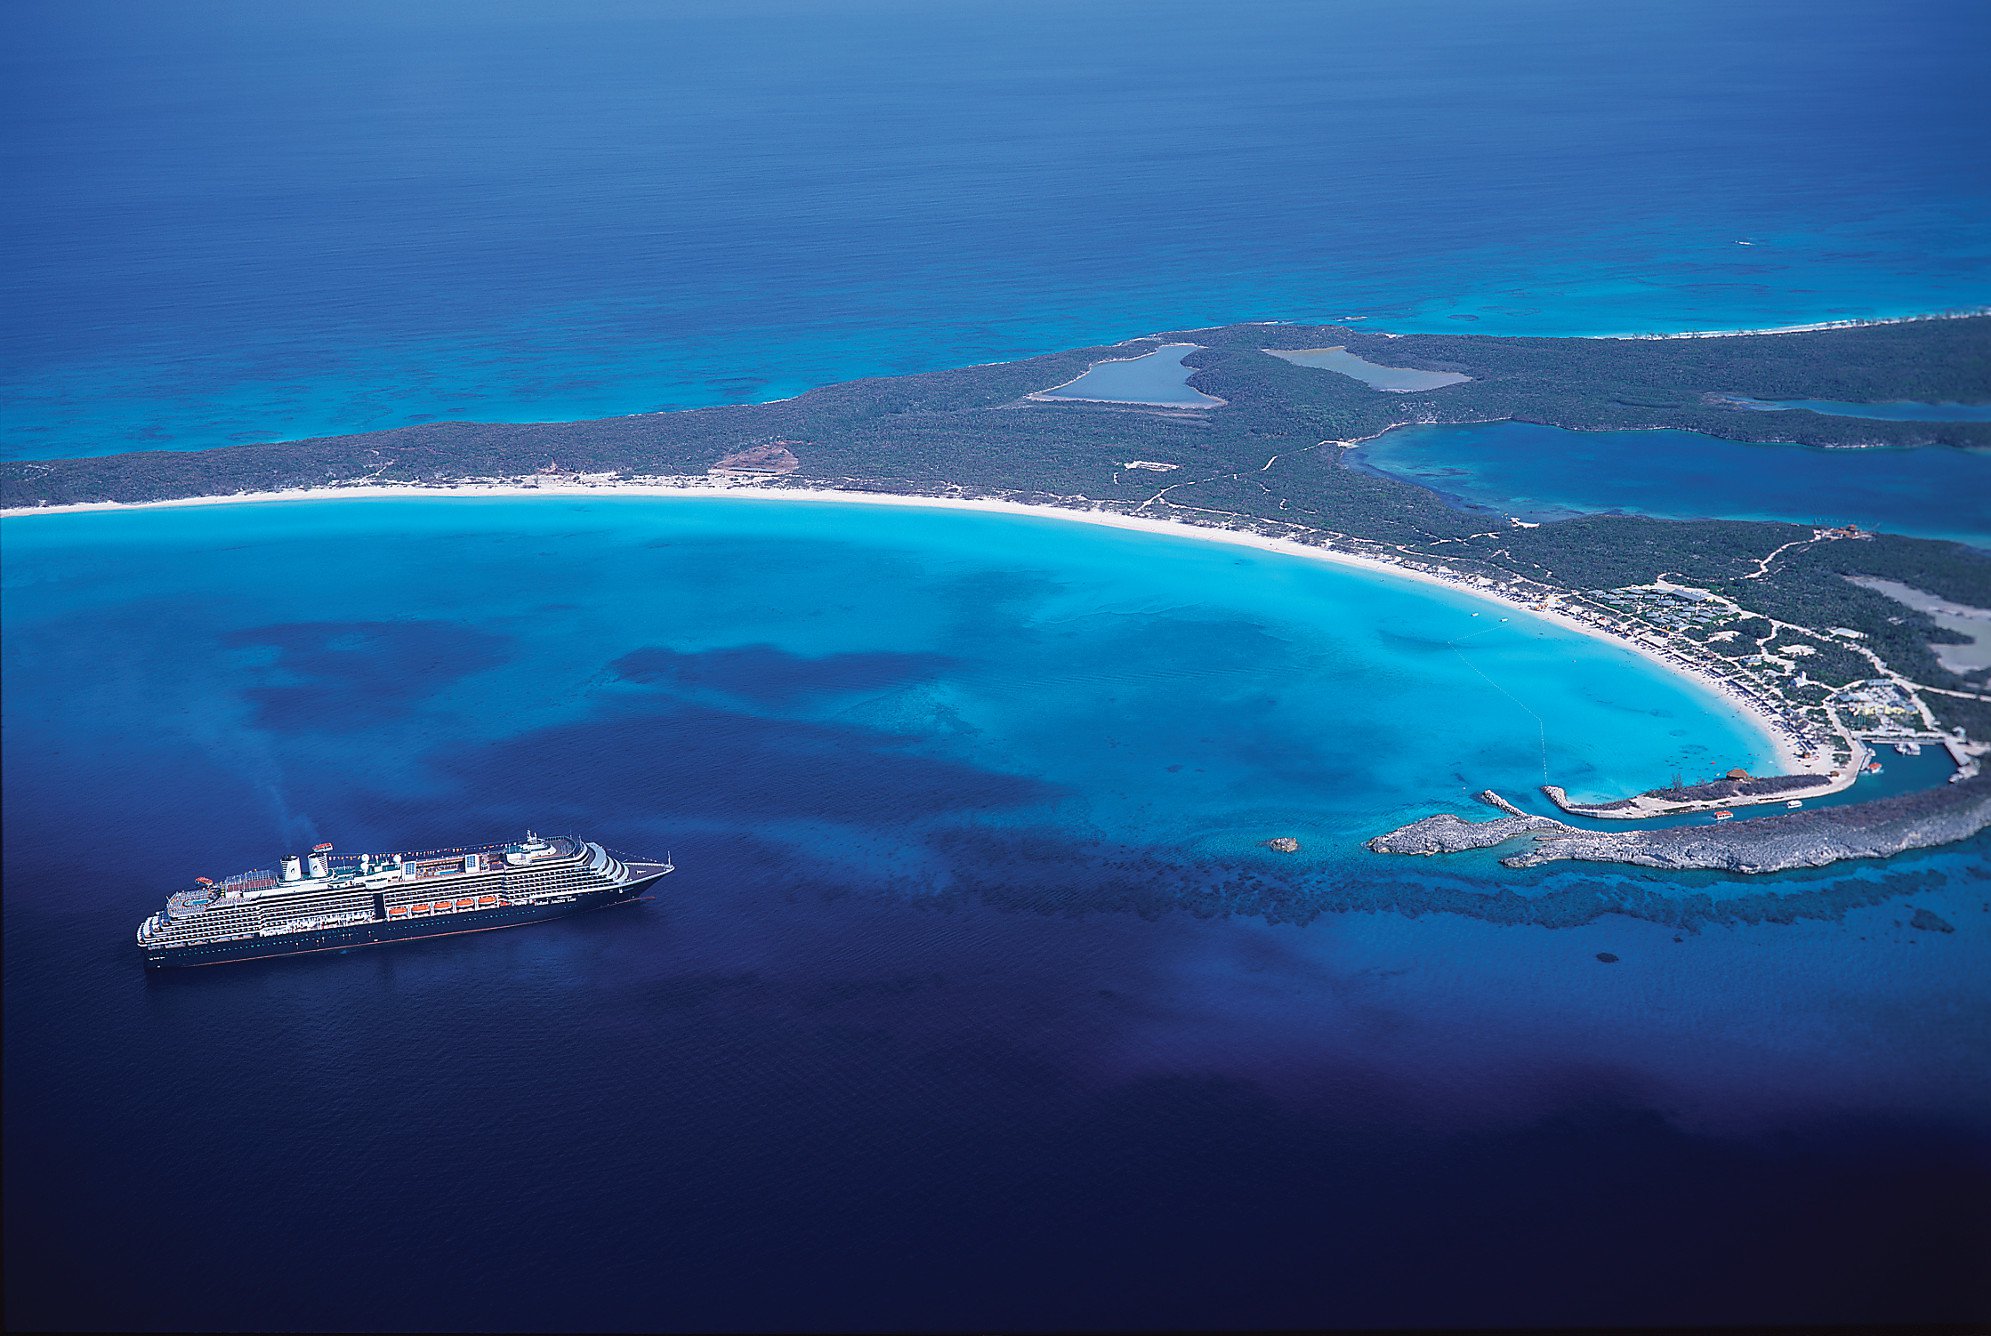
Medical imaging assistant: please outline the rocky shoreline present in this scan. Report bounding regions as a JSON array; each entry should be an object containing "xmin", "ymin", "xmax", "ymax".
[{"xmin": 1370, "ymin": 775, "xmax": 1991, "ymax": 873}]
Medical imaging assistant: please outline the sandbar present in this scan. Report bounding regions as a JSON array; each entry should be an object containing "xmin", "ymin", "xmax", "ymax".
[{"xmin": 1849, "ymin": 576, "xmax": 1991, "ymax": 675}]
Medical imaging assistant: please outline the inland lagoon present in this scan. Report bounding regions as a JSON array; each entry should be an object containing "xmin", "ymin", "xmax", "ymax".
[
  {"xmin": 1267, "ymin": 345, "xmax": 1472, "ymax": 391},
  {"xmin": 1353, "ymin": 420, "xmax": 1991, "ymax": 547},
  {"xmin": 1032, "ymin": 343, "xmax": 1223, "ymax": 407},
  {"xmin": 5, "ymin": 494, "xmax": 1987, "ymax": 1330}
]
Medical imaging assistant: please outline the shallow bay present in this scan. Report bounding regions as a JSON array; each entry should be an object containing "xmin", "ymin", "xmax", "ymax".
[{"xmin": 0, "ymin": 495, "xmax": 1783, "ymax": 852}]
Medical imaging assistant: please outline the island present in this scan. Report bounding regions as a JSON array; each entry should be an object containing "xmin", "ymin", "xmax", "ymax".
[{"xmin": 7, "ymin": 314, "xmax": 1989, "ymax": 871}]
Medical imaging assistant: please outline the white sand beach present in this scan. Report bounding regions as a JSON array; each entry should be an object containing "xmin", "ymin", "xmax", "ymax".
[{"xmin": 1594, "ymin": 307, "xmax": 1990, "ymax": 341}]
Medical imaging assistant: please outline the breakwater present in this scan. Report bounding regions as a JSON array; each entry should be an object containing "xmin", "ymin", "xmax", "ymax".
[{"xmin": 1371, "ymin": 775, "xmax": 1991, "ymax": 873}]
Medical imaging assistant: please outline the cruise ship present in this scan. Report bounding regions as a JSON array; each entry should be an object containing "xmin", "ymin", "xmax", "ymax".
[{"xmin": 136, "ymin": 832, "xmax": 672, "ymax": 968}]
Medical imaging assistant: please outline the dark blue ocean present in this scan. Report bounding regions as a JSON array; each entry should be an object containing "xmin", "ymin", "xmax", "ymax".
[
  {"xmin": 5, "ymin": 498, "xmax": 1988, "ymax": 1331},
  {"xmin": 3, "ymin": 0, "xmax": 1990, "ymax": 459}
]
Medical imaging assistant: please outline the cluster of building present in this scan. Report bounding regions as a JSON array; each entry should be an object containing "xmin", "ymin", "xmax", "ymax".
[
  {"xmin": 1830, "ymin": 679, "xmax": 1925, "ymax": 733},
  {"xmin": 1583, "ymin": 585, "xmax": 1731, "ymax": 634}
]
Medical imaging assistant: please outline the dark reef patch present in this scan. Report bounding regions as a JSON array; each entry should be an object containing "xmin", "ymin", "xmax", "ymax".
[
  {"xmin": 913, "ymin": 825, "xmax": 1978, "ymax": 933},
  {"xmin": 220, "ymin": 619, "xmax": 511, "ymax": 730},
  {"xmin": 608, "ymin": 643, "xmax": 951, "ymax": 705},
  {"xmin": 422, "ymin": 703, "xmax": 1053, "ymax": 828},
  {"xmin": 1911, "ymin": 907, "xmax": 1957, "ymax": 933}
]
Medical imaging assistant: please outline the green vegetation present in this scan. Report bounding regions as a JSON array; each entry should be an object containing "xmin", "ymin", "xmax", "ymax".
[{"xmin": 1226, "ymin": 316, "xmax": 1991, "ymax": 448}]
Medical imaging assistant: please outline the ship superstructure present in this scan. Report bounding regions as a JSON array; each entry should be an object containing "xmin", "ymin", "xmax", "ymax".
[{"xmin": 136, "ymin": 832, "xmax": 671, "ymax": 968}]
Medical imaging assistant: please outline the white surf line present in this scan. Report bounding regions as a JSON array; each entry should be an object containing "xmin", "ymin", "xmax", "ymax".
[{"xmin": 1588, "ymin": 308, "xmax": 1990, "ymax": 341}]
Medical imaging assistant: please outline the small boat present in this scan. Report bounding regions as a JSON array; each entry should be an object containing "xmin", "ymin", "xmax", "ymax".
[
  {"xmin": 413, "ymin": 903, "xmax": 432, "ymax": 913},
  {"xmin": 1866, "ymin": 761, "xmax": 1884, "ymax": 775},
  {"xmin": 387, "ymin": 905, "xmax": 409, "ymax": 917},
  {"xmin": 1713, "ymin": 809, "xmax": 1734, "ymax": 821},
  {"xmin": 478, "ymin": 895, "xmax": 499, "ymax": 906},
  {"xmin": 455, "ymin": 898, "xmax": 477, "ymax": 909},
  {"xmin": 1785, "ymin": 799, "xmax": 1803, "ymax": 809}
]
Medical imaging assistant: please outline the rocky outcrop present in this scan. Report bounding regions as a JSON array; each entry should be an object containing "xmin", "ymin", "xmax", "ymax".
[
  {"xmin": 710, "ymin": 442, "xmax": 801, "ymax": 475},
  {"xmin": 1366, "ymin": 791, "xmax": 1566, "ymax": 855},
  {"xmin": 1370, "ymin": 774, "xmax": 1991, "ymax": 874}
]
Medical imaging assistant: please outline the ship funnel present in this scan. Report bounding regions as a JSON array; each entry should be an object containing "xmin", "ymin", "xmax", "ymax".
[
  {"xmin": 307, "ymin": 851, "xmax": 330, "ymax": 879},
  {"xmin": 280, "ymin": 855, "xmax": 303, "ymax": 882}
]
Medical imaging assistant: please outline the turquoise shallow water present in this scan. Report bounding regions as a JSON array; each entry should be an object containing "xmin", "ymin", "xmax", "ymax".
[
  {"xmin": 0, "ymin": 495, "xmax": 1782, "ymax": 849},
  {"xmin": 1355, "ymin": 421, "xmax": 1991, "ymax": 546},
  {"xmin": 5, "ymin": 497, "xmax": 1987, "ymax": 1329}
]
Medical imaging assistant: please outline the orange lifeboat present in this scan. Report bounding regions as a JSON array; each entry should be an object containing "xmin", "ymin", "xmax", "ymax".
[
  {"xmin": 477, "ymin": 895, "xmax": 498, "ymax": 906},
  {"xmin": 413, "ymin": 903, "xmax": 433, "ymax": 913},
  {"xmin": 387, "ymin": 906, "xmax": 409, "ymax": 917},
  {"xmin": 455, "ymin": 898, "xmax": 477, "ymax": 909}
]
